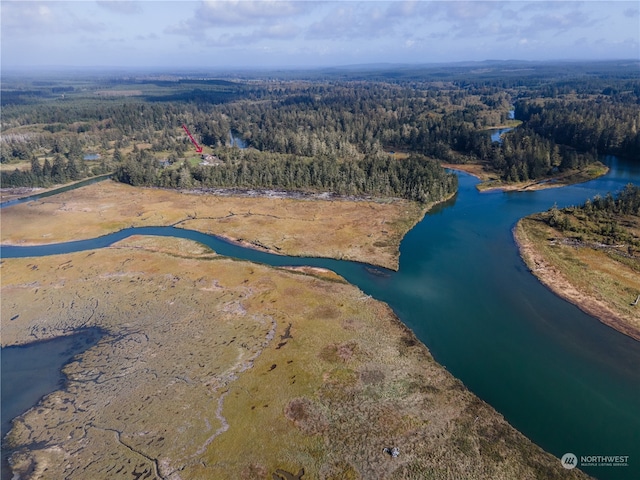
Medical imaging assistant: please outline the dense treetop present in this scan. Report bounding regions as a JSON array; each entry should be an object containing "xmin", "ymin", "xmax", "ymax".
[
  {"xmin": 2, "ymin": 61, "xmax": 638, "ymax": 196},
  {"xmin": 543, "ymin": 184, "xmax": 640, "ymax": 250}
]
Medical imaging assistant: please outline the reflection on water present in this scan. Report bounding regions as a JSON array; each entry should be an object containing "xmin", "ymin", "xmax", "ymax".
[
  {"xmin": 1, "ymin": 329, "xmax": 104, "ymax": 477},
  {"xmin": 490, "ymin": 127, "xmax": 513, "ymax": 143}
]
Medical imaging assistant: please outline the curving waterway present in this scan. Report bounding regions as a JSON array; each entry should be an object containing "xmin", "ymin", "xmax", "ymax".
[{"xmin": 2, "ymin": 156, "xmax": 639, "ymax": 479}]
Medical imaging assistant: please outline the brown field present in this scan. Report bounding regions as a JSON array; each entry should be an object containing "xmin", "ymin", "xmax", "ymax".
[
  {"xmin": 441, "ymin": 163, "xmax": 496, "ymax": 182},
  {"xmin": 1, "ymin": 237, "xmax": 590, "ymax": 480},
  {"xmin": 0, "ymin": 161, "xmax": 32, "ymax": 172},
  {"xmin": 0, "ymin": 180, "xmax": 428, "ymax": 270},
  {"xmin": 515, "ymin": 217, "xmax": 640, "ymax": 341}
]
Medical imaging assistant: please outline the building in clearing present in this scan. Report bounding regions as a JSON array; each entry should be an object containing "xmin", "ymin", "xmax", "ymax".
[{"xmin": 200, "ymin": 154, "xmax": 222, "ymax": 166}]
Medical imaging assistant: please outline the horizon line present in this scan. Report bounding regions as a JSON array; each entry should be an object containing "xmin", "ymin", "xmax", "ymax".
[{"xmin": 2, "ymin": 58, "xmax": 639, "ymax": 73}]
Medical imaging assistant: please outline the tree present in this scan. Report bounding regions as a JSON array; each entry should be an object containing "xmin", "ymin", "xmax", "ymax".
[
  {"xmin": 51, "ymin": 155, "xmax": 67, "ymax": 183},
  {"xmin": 42, "ymin": 159, "xmax": 52, "ymax": 183},
  {"xmin": 178, "ymin": 164, "xmax": 193, "ymax": 189},
  {"xmin": 66, "ymin": 156, "xmax": 80, "ymax": 180},
  {"xmin": 30, "ymin": 157, "xmax": 42, "ymax": 177}
]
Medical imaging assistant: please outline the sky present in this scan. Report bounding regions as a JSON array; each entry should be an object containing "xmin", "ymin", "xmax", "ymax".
[{"xmin": 1, "ymin": 1, "xmax": 639, "ymax": 70}]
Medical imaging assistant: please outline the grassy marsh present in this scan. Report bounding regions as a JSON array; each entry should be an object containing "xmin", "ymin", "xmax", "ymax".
[
  {"xmin": 515, "ymin": 214, "xmax": 640, "ymax": 340},
  {"xmin": 1, "ymin": 237, "xmax": 590, "ymax": 479},
  {"xmin": 0, "ymin": 180, "xmax": 427, "ymax": 270}
]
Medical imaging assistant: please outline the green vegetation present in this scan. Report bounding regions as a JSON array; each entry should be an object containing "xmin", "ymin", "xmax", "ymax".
[
  {"xmin": 516, "ymin": 184, "xmax": 640, "ymax": 339},
  {"xmin": 516, "ymin": 96, "xmax": 640, "ymax": 159},
  {"xmin": 0, "ymin": 153, "xmax": 110, "ymax": 187},
  {"xmin": 2, "ymin": 61, "xmax": 638, "ymax": 194},
  {"xmin": 115, "ymin": 149, "xmax": 457, "ymax": 204},
  {"xmin": 545, "ymin": 184, "xmax": 640, "ymax": 249}
]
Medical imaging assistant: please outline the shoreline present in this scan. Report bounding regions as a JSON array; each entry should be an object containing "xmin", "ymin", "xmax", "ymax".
[
  {"xmin": 0, "ymin": 181, "xmax": 455, "ymax": 271},
  {"xmin": 513, "ymin": 220, "xmax": 640, "ymax": 342},
  {"xmin": 1, "ymin": 240, "xmax": 591, "ymax": 479},
  {"xmin": 0, "ymin": 174, "xmax": 113, "ymax": 205},
  {"xmin": 443, "ymin": 162, "xmax": 609, "ymax": 193}
]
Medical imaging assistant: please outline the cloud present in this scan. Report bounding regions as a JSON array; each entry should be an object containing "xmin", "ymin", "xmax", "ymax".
[
  {"xmin": 439, "ymin": 1, "xmax": 499, "ymax": 23},
  {"xmin": 136, "ymin": 32, "xmax": 159, "ymax": 41},
  {"xmin": 197, "ymin": 0, "xmax": 313, "ymax": 26},
  {"xmin": 2, "ymin": 2, "xmax": 59, "ymax": 33},
  {"xmin": 624, "ymin": 7, "xmax": 639, "ymax": 18},
  {"xmin": 385, "ymin": 0, "xmax": 421, "ymax": 19},
  {"xmin": 96, "ymin": 1, "xmax": 142, "ymax": 15},
  {"xmin": 1, "ymin": 1, "xmax": 106, "ymax": 35},
  {"xmin": 511, "ymin": 8, "xmax": 601, "ymax": 42},
  {"xmin": 166, "ymin": 0, "xmax": 314, "ymax": 45},
  {"xmin": 529, "ymin": 10, "xmax": 598, "ymax": 32},
  {"xmin": 204, "ymin": 22, "xmax": 301, "ymax": 47},
  {"xmin": 307, "ymin": 3, "xmax": 397, "ymax": 40}
]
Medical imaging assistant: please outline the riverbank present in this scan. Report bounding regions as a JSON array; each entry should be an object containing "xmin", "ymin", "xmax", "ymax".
[
  {"xmin": 514, "ymin": 217, "xmax": 640, "ymax": 342},
  {"xmin": 0, "ymin": 180, "xmax": 430, "ymax": 270},
  {"xmin": 1, "ymin": 236, "xmax": 590, "ymax": 479},
  {"xmin": 0, "ymin": 174, "xmax": 113, "ymax": 204},
  {"xmin": 0, "ymin": 186, "xmax": 45, "ymax": 203},
  {"xmin": 443, "ymin": 162, "xmax": 609, "ymax": 193}
]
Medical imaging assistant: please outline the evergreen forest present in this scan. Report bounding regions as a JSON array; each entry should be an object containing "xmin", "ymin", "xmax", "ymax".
[
  {"xmin": 2, "ymin": 60, "xmax": 638, "ymax": 202},
  {"xmin": 546, "ymin": 184, "xmax": 640, "ymax": 242}
]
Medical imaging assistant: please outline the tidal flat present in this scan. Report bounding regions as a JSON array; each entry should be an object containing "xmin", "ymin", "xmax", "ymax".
[
  {"xmin": 1, "ymin": 183, "xmax": 593, "ymax": 479},
  {"xmin": 1, "ymin": 236, "xmax": 589, "ymax": 479}
]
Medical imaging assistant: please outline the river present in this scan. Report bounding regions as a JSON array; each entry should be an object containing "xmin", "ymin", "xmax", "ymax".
[
  {"xmin": 229, "ymin": 130, "xmax": 248, "ymax": 149},
  {"xmin": 0, "ymin": 174, "xmax": 112, "ymax": 209},
  {"xmin": 1, "ymin": 156, "xmax": 639, "ymax": 479}
]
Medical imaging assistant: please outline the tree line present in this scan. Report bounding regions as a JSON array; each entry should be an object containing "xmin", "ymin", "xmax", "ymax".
[
  {"xmin": 545, "ymin": 184, "xmax": 640, "ymax": 248},
  {"xmin": 0, "ymin": 154, "xmax": 110, "ymax": 187},
  {"xmin": 2, "ymin": 65, "xmax": 638, "ymax": 192},
  {"xmin": 114, "ymin": 148, "xmax": 458, "ymax": 204},
  {"xmin": 515, "ymin": 98, "xmax": 640, "ymax": 158}
]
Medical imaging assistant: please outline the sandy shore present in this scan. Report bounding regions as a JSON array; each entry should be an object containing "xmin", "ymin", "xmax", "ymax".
[{"xmin": 514, "ymin": 220, "xmax": 640, "ymax": 342}]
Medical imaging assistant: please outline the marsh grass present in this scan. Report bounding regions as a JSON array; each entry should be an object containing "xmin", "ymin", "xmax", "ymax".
[
  {"xmin": 516, "ymin": 215, "xmax": 640, "ymax": 339},
  {"xmin": 1, "ymin": 238, "xmax": 590, "ymax": 479},
  {"xmin": 0, "ymin": 180, "xmax": 426, "ymax": 269}
]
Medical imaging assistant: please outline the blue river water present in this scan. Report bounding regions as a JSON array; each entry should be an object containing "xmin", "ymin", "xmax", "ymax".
[{"xmin": 1, "ymin": 156, "xmax": 639, "ymax": 479}]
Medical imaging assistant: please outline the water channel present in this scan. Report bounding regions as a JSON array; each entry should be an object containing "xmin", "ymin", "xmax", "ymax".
[
  {"xmin": 229, "ymin": 130, "xmax": 248, "ymax": 149},
  {"xmin": 1, "ymin": 156, "xmax": 639, "ymax": 479}
]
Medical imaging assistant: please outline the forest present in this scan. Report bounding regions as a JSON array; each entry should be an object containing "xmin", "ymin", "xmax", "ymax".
[
  {"xmin": 545, "ymin": 184, "xmax": 640, "ymax": 249},
  {"xmin": 2, "ymin": 60, "xmax": 639, "ymax": 198}
]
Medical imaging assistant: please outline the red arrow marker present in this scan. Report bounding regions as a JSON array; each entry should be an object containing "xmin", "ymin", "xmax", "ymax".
[{"xmin": 182, "ymin": 124, "xmax": 203, "ymax": 153}]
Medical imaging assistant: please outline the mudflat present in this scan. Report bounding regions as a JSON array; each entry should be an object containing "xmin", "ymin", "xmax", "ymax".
[{"xmin": 1, "ymin": 236, "xmax": 589, "ymax": 479}]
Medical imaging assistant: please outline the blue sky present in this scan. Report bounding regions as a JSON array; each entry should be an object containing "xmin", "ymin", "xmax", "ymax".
[{"xmin": 2, "ymin": 1, "xmax": 639, "ymax": 69}]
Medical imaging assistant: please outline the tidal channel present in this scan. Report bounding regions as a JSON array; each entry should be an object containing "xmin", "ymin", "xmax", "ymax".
[{"xmin": 2, "ymin": 156, "xmax": 639, "ymax": 479}]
